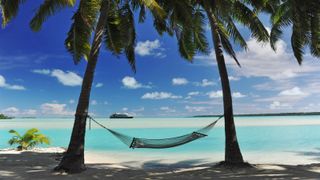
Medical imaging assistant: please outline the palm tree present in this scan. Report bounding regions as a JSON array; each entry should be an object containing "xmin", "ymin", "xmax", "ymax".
[
  {"xmin": 1, "ymin": 0, "xmax": 165, "ymax": 173},
  {"xmin": 198, "ymin": 0, "xmax": 269, "ymax": 165},
  {"xmin": 8, "ymin": 128, "xmax": 50, "ymax": 151},
  {"xmin": 267, "ymin": 0, "xmax": 320, "ymax": 64},
  {"xmin": 155, "ymin": 0, "xmax": 269, "ymax": 165}
]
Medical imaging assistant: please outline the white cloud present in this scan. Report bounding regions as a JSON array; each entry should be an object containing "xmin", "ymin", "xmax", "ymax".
[
  {"xmin": 269, "ymin": 101, "xmax": 292, "ymax": 110},
  {"xmin": 91, "ymin": 100, "xmax": 97, "ymax": 105},
  {"xmin": 188, "ymin": 91, "xmax": 200, "ymax": 96},
  {"xmin": 160, "ymin": 106, "xmax": 176, "ymax": 113},
  {"xmin": 172, "ymin": 78, "xmax": 188, "ymax": 85},
  {"xmin": 135, "ymin": 39, "xmax": 165, "ymax": 58},
  {"xmin": 51, "ymin": 69, "xmax": 82, "ymax": 86},
  {"xmin": 195, "ymin": 39, "xmax": 320, "ymax": 81},
  {"xmin": 1, "ymin": 107, "xmax": 37, "ymax": 117},
  {"xmin": 122, "ymin": 107, "xmax": 128, "ymax": 111},
  {"xmin": 185, "ymin": 91, "xmax": 200, "ymax": 99},
  {"xmin": 194, "ymin": 79, "xmax": 215, "ymax": 87},
  {"xmin": 185, "ymin": 105, "xmax": 210, "ymax": 112},
  {"xmin": 95, "ymin": 83, "xmax": 103, "ymax": 88},
  {"xmin": 40, "ymin": 103, "xmax": 73, "ymax": 116},
  {"xmin": 232, "ymin": 92, "xmax": 246, "ymax": 98},
  {"xmin": 141, "ymin": 92, "xmax": 182, "ymax": 100},
  {"xmin": 207, "ymin": 90, "xmax": 223, "ymax": 98},
  {"xmin": 32, "ymin": 69, "xmax": 82, "ymax": 86},
  {"xmin": 207, "ymin": 91, "xmax": 245, "ymax": 99},
  {"xmin": 0, "ymin": 75, "xmax": 26, "ymax": 90},
  {"xmin": 279, "ymin": 87, "xmax": 307, "ymax": 96},
  {"xmin": 228, "ymin": 76, "xmax": 240, "ymax": 81},
  {"xmin": 32, "ymin": 69, "xmax": 51, "ymax": 75},
  {"xmin": 122, "ymin": 76, "xmax": 151, "ymax": 89},
  {"xmin": 69, "ymin": 99, "xmax": 75, "ymax": 104}
]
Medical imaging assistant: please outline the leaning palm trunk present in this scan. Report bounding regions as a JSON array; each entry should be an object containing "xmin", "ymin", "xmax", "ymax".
[
  {"xmin": 55, "ymin": 0, "xmax": 110, "ymax": 173},
  {"xmin": 205, "ymin": 7, "xmax": 244, "ymax": 164}
]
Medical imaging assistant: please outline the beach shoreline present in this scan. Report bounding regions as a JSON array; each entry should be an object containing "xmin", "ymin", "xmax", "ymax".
[{"xmin": 1, "ymin": 147, "xmax": 320, "ymax": 179}]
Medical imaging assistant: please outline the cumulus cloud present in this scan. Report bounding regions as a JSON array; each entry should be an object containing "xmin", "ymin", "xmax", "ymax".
[
  {"xmin": 207, "ymin": 90, "xmax": 223, "ymax": 98},
  {"xmin": 141, "ymin": 92, "xmax": 182, "ymax": 100},
  {"xmin": 185, "ymin": 105, "xmax": 210, "ymax": 112},
  {"xmin": 207, "ymin": 90, "xmax": 246, "ymax": 98},
  {"xmin": 122, "ymin": 76, "xmax": 151, "ymax": 89},
  {"xmin": 228, "ymin": 76, "xmax": 240, "ymax": 81},
  {"xmin": 32, "ymin": 69, "xmax": 82, "ymax": 86},
  {"xmin": 195, "ymin": 39, "xmax": 320, "ymax": 81},
  {"xmin": 269, "ymin": 101, "xmax": 292, "ymax": 110},
  {"xmin": 32, "ymin": 69, "xmax": 51, "ymax": 75},
  {"xmin": 160, "ymin": 106, "xmax": 176, "ymax": 113},
  {"xmin": 40, "ymin": 103, "xmax": 73, "ymax": 116},
  {"xmin": 232, "ymin": 92, "xmax": 246, "ymax": 98},
  {"xmin": 0, "ymin": 107, "xmax": 37, "ymax": 117},
  {"xmin": 135, "ymin": 39, "xmax": 165, "ymax": 58},
  {"xmin": 172, "ymin": 78, "xmax": 188, "ymax": 85},
  {"xmin": 185, "ymin": 91, "xmax": 200, "ymax": 99},
  {"xmin": 188, "ymin": 91, "xmax": 200, "ymax": 96},
  {"xmin": 194, "ymin": 79, "xmax": 215, "ymax": 87},
  {"xmin": 0, "ymin": 75, "xmax": 26, "ymax": 90},
  {"xmin": 279, "ymin": 87, "xmax": 307, "ymax": 96},
  {"xmin": 95, "ymin": 83, "xmax": 103, "ymax": 88}
]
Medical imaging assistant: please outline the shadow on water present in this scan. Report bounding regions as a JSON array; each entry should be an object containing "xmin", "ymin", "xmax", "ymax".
[{"xmin": 1, "ymin": 151, "xmax": 320, "ymax": 179}]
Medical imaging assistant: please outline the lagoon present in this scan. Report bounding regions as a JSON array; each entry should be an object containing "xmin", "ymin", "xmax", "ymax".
[{"xmin": 1, "ymin": 115, "xmax": 320, "ymax": 165}]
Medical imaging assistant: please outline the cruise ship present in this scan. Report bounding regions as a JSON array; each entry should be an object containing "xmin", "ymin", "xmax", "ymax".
[{"xmin": 109, "ymin": 113, "xmax": 134, "ymax": 119}]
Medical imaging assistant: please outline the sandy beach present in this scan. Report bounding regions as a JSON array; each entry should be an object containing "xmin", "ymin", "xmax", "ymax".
[{"xmin": 1, "ymin": 147, "xmax": 320, "ymax": 179}]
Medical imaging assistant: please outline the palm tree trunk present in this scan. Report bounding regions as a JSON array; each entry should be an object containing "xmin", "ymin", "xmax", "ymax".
[
  {"xmin": 204, "ymin": 6, "xmax": 244, "ymax": 164},
  {"xmin": 54, "ymin": 0, "xmax": 110, "ymax": 173}
]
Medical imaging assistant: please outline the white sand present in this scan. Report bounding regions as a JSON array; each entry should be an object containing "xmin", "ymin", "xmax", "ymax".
[{"xmin": 1, "ymin": 147, "xmax": 320, "ymax": 179}]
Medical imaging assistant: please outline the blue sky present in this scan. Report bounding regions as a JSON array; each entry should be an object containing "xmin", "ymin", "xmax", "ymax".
[{"xmin": 1, "ymin": 2, "xmax": 320, "ymax": 117}]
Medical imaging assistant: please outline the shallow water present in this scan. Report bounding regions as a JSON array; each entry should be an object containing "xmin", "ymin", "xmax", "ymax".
[{"xmin": 1, "ymin": 115, "xmax": 320, "ymax": 163}]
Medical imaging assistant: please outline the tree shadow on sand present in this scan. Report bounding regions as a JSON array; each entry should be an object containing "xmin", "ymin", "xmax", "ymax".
[
  {"xmin": 291, "ymin": 147, "xmax": 320, "ymax": 161},
  {"xmin": 1, "ymin": 151, "xmax": 320, "ymax": 179}
]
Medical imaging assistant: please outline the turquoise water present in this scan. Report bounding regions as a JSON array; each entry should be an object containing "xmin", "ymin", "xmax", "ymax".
[{"xmin": 1, "ymin": 116, "xmax": 320, "ymax": 154}]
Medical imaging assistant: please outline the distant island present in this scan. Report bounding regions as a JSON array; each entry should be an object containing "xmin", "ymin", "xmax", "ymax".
[
  {"xmin": 0, "ymin": 113, "xmax": 13, "ymax": 119},
  {"xmin": 193, "ymin": 112, "xmax": 320, "ymax": 118}
]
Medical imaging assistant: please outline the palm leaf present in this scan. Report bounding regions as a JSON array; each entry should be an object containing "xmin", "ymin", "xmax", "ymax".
[
  {"xmin": 65, "ymin": 0, "xmax": 100, "ymax": 63},
  {"xmin": 232, "ymin": 1, "xmax": 269, "ymax": 42},
  {"xmin": 1, "ymin": 0, "xmax": 26, "ymax": 27},
  {"xmin": 30, "ymin": 0, "xmax": 75, "ymax": 31}
]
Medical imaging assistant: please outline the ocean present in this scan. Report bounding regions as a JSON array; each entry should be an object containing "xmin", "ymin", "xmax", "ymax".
[{"xmin": 1, "ymin": 115, "xmax": 320, "ymax": 165}]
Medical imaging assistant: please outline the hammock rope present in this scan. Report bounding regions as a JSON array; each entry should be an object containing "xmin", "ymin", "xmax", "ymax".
[{"xmin": 87, "ymin": 115, "xmax": 223, "ymax": 149}]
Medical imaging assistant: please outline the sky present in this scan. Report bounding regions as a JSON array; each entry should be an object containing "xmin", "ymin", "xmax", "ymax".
[{"xmin": 1, "ymin": 2, "xmax": 320, "ymax": 117}]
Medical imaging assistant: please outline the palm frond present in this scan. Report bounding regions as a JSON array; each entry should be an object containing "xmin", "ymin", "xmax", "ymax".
[
  {"xmin": 30, "ymin": 0, "xmax": 75, "ymax": 31},
  {"xmin": 1, "ymin": 0, "xmax": 26, "ymax": 27},
  {"xmin": 225, "ymin": 16, "xmax": 248, "ymax": 50},
  {"xmin": 216, "ymin": 19, "xmax": 241, "ymax": 67},
  {"xmin": 193, "ymin": 8, "xmax": 209, "ymax": 54},
  {"xmin": 310, "ymin": 5, "xmax": 320, "ymax": 57},
  {"xmin": 232, "ymin": 1, "xmax": 269, "ymax": 42},
  {"xmin": 65, "ymin": 0, "xmax": 100, "ymax": 64},
  {"xmin": 120, "ymin": 4, "xmax": 137, "ymax": 72}
]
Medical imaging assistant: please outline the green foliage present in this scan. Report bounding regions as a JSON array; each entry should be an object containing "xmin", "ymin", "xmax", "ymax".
[
  {"xmin": 8, "ymin": 128, "xmax": 50, "ymax": 151},
  {"xmin": 0, "ymin": 113, "xmax": 12, "ymax": 119},
  {"xmin": 0, "ymin": 0, "xmax": 26, "ymax": 27},
  {"xmin": 268, "ymin": 0, "xmax": 320, "ymax": 64},
  {"xmin": 30, "ymin": 0, "xmax": 76, "ymax": 31}
]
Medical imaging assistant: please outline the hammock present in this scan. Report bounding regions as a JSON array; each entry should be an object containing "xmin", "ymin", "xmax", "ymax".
[{"xmin": 87, "ymin": 115, "xmax": 222, "ymax": 149}]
